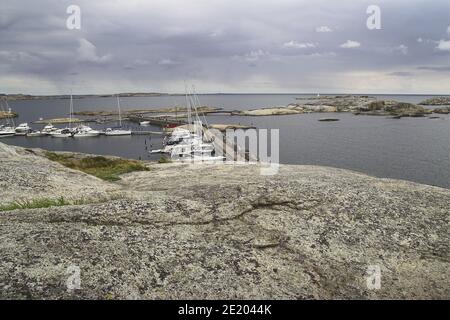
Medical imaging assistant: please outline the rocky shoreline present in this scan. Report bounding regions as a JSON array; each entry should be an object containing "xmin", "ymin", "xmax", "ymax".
[
  {"xmin": 419, "ymin": 97, "xmax": 450, "ymax": 106},
  {"xmin": 0, "ymin": 111, "xmax": 18, "ymax": 119},
  {"xmin": 0, "ymin": 142, "xmax": 449, "ymax": 299},
  {"xmin": 234, "ymin": 96, "xmax": 442, "ymax": 118}
]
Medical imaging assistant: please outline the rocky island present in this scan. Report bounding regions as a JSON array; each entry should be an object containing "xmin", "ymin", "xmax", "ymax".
[
  {"xmin": 0, "ymin": 141, "xmax": 449, "ymax": 299},
  {"xmin": 235, "ymin": 96, "xmax": 436, "ymax": 118},
  {"xmin": 419, "ymin": 97, "xmax": 450, "ymax": 106},
  {"xmin": 0, "ymin": 110, "xmax": 18, "ymax": 119}
]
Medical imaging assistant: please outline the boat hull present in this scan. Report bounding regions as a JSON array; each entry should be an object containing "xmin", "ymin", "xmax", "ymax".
[
  {"xmin": 27, "ymin": 132, "xmax": 46, "ymax": 137},
  {"xmin": 73, "ymin": 132, "xmax": 100, "ymax": 137},
  {"xmin": 51, "ymin": 134, "xmax": 72, "ymax": 138},
  {"xmin": 105, "ymin": 130, "xmax": 132, "ymax": 136}
]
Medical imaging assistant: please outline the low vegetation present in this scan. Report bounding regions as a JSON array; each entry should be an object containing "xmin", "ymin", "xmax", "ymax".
[
  {"xmin": 0, "ymin": 197, "xmax": 71, "ymax": 211},
  {"xmin": 45, "ymin": 152, "xmax": 149, "ymax": 181},
  {"xmin": 0, "ymin": 194, "xmax": 124, "ymax": 212},
  {"xmin": 158, "ymin": 155, "xmax": 172, "ymax": 164}
]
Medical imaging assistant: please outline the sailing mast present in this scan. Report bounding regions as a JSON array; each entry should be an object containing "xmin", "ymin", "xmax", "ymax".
[
  {"xmin": 2, "ymin": 98, "xmax": 16, "ymax": 127},
  {"xmin": 117, "ymin": 95, "xmax": 122, "ymax": 127},
  {"xmin": 69, "ymin": 92, "xmax": 73, "ymax": 129},
  {"xmin": 184, "ymin": 82, "xmax": 192, "ymax": 130}
]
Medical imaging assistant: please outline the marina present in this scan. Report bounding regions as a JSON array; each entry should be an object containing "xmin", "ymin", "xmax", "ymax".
[{"xmin": 1, "ymin": 93, "xmax": 449, "ymax": 188}]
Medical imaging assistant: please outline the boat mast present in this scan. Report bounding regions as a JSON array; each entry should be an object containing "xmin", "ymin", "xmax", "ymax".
[
  {"xmin": 117, "ymin": 95, "xmax": 122, "ymax": 127},
  {"xmin": 2, "ymin": 98, "xmax": 15, "ymax": 127},
  {"xmin": 184, "ymin": 82, "xmax": 192, "ymax": 129},
  {"xmin": 69, "ymin": 92, "xmax": 73, "ymax": 129}
]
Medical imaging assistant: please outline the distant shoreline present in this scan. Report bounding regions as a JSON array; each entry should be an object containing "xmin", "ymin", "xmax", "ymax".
[{"xmin": 2, "ymin": 92, "xmax": 450, "ymax": 101}]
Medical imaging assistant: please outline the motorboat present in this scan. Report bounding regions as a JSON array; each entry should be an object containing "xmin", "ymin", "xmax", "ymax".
[
  {"xmin": 139, "ymin": 121, "xmax": 150, "ymax": 126},
  {"xmin": 26, "ymin": 130, "xmax": 46, "ymax": 137},
  {"xmin": 42, "ymin": 123, "xmax": 57, "ymax": 135},
  {"xmin": 15, "ymin": 123, "xmax": 31, "ymax": 135},
  {"xmin": 72, "ymin": 124, "xmax": 100, "ymax": 137},
  {"xmin": 105, "ymin": 95, "xmax": 132, "ymax": 136},
  {"xmin": 50, "ymin": 128, "xmax": 74, "ymax": 138},
  {"xmin": 0, "ymin": 125, "xmax": 16, "ymax": 138}
]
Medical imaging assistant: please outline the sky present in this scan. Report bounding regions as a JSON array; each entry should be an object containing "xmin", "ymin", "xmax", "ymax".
[{"xmin": 0, "ymin": 0, "xmax": 449, "ymax": 94}]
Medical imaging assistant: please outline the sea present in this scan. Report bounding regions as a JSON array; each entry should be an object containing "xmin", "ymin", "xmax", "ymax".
[{"xmin": 1, "ymin": 94, "xmax": 449, "ymax": 188}]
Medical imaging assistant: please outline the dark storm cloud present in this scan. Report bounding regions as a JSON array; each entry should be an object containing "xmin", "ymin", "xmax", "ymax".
[{"xmin": 0, "ymin": 0, "xmax": 449, "ymax": 94}]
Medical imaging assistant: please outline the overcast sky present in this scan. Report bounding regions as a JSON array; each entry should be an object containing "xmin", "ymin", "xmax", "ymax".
[{"xmin": 0, "ymin": 0, "xmax": 449, "ymax": 94}]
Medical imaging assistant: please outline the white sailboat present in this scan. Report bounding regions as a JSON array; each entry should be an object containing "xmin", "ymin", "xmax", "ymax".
[
  {"xmin": 51, "ymin": 93, "xmax": 76, "ymax": 138},
  {"xmin": 0, "ymin": 98, "xmax": 16, "ymax": 137},
  {"xmin": 153, "ymin": 85, "xmax": 220, "ymax": 161},
  {"xmin": 105, "ymin": 95, "xmax": 132, "ymax": 136}
]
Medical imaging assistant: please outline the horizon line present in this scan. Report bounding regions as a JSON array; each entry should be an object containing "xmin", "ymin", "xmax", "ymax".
[{"xmin": 1, "ymin": 92, "xmax": 449, "ymax": 97}]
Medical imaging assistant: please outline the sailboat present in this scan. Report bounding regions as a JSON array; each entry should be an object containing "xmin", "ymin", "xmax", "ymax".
[
  {"xmin": 51, "ymin": 93, "xmax": 76, "ymax": 138},
  {"xmin": 0, "ymin": 99, "xmax": 16, "ymax": 138},
  {"xmin": 153, "ymin": 85, "xmax": 223, "ymax": 161},
  {"xmin": 105, "ymin": 95, "xmax": 131, "ymax": 136}
]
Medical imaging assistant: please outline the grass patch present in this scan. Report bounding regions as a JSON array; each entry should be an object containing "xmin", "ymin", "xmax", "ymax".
[
  {"xmin": 158, "ymin": 155, "xmax": 172, "ymax": 164},
  {"xmin": 45, "ymin": 152, "xmax": 149, "ymax": 181},
  {"xmin": 1, "ymin": 196, "xmax": 72, "ymax": 211},
  {"xmin": 0, "ymin": 194, "xmax": 125, "ymax": 212}
]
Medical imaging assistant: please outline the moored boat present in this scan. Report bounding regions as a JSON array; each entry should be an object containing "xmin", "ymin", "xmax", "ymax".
[
  {"xmin": 105, "ymin": 95, "xmax": 132, "ymax": 136},
  {"xmin": 0, "ymin": 125, "xmax": 16, "ymax": 138},
  {"xmin": 15, "ymin": 123, "xmax": 31, "ymax": 135},
  {"xmin": 50, "ymin": 128, "xmax": 74, "ymax": 138},
  {"xmin": 105, "ymin": 128, "xmax": 132, "ymax": 136},
  {"xmin": 72, "ymin": 124, "xmax": 100, "ymax": 137},
  {"xmin": 26, "ymin": 130, "xmax": 46, "ymax": 137},
  {"xmin": 42, "ymin": 123, "xmax": 57, "ymax": 135}
]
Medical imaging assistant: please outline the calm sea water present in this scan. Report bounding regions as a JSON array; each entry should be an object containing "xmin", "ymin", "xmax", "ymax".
[{"xmin": 1, "ymin": 94, "xmax": 449, "ymax": 188}]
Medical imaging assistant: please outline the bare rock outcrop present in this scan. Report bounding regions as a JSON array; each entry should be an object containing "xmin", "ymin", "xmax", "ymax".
[
  {"xmin": 0, "ymin": 143, "xmax": 119, "ymax": 205},
  {"xmin": 355, "ymin": 101, "xmax": 432, "ymax": 117},
  {"xmin": 0, "ymin": 142, "xmax": 449, "ymax": 299},
  {"xmin": 419, "ymin": 97, "xmax": 450, "ymax": 106}
]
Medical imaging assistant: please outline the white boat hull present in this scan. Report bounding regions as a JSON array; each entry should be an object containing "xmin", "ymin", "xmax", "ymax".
[
  {"xmin": 73, "ymin": 132, "xmax": 100, "ymax": 137},
  {"xmin": 51, "ymin": 133, "xmax": 72, "ymax": 138},
  {"xmin": 105, "ymin": 130, "xmax": 132, "ymax": 136},
  {"xmin": 27, "ymin": 132, "xmax": 46, "ymax": 137}
]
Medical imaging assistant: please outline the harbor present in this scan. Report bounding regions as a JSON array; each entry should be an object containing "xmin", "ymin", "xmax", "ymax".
[{"xmin": 1, "ymin": 93, "xmax": 450, "ymax": 187}]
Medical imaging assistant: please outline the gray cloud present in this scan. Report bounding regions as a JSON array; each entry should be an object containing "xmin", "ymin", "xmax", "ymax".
[{"xmin": 0, "ymin": 0, "xmax": 449, "ymax": 94}]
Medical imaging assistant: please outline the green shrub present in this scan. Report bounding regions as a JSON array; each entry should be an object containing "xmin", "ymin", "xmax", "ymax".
[{"xmin": 45, "ymin": 152, "xmax": 149, "ymax": 181}]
